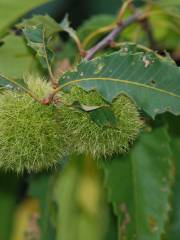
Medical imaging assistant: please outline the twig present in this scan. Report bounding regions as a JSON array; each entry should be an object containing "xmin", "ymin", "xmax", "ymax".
[
  {"xmin": 139, "ymin": 18, "xmax": 158, "ymax": 50},
  {"xmin": 83, "ymin": 0, "xmax": 133, "ymax": 49},
  {"xmin": 82, "ymin": 24, "xmax": 116, "ymax": 49},
  {"xmin": 85, "ymin": 11, "xmax": 144, "ymax": 60},
  {"xmin": 130, "ymin": 0, "xmax": 157, "ymax": 50},
  {"xmin": 117, "ymin": 0, "xmax": 133, "ymax": 24},
  {"xmin": 42, "ymin": 29, "xmax": 58, "ymax": 87}
]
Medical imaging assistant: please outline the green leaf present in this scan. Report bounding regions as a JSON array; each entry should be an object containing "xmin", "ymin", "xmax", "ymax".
[
  {"xmin": 70, "ymin": 101, "xmax": 102, "ymax": 111},
  {"xmin": 59, "ymin": 51, "xmax": 180, "ymax": 118},
  {"xmin": 164, "ymin": 115, "xmax": 180, "ymax": 239},
  {"xmin": 23, "ymin": 24, "xmax": 54, "ymax": 74},
  {"xmin": 17, "ymin": 15, "xmax": 60, "ymax": 37},
  {"xmin": 148, "ymin": 0, "xmax": 180, "ymax": 50},
  {"xmin": 0, "ymin": 34, "xmax": 40, "ymax": 79},
  {"xmin": 0, "ymin": 0, "xmax": 50, "ymax": 37},
  {"xmin": 70, "ymin": 101, "xmax": 117, "ymax": 127},
  {"xmin": 89, "ymin": 107, "xmax": 117, "ymax": 127},
  {"xmin": 59, "ymin": 15, "xmax": 82, "ymax": 50},
  {"xmin": 0, "ymin": 73, "xmax": 28, "ymax": 90},
  {"xmin": 103, "ymin": 127, "xmax": 173, "ymax": 239},
  {"xmin": 168, "ymin": 138, "xmax": 180, "ymax": 240}
]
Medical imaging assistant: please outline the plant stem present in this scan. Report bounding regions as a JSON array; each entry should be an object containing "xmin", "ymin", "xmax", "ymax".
[
  {"xmin": 85, "ymin": 11, "xmax": 144, "ymax": 60},
  {"xmin": 42, "ymin": 28, "xmax": 58, "ymax": 87},
  {"xmin": 140, "ymin": 18, "xmax": 158, "ymax": 50},
  {"xmin": 116, "ymin": 0, "xmax": 133, "ymax": 24},
  {"xmin": 82, "ymin": 0, "xmax": 133, "ymax": 49}
]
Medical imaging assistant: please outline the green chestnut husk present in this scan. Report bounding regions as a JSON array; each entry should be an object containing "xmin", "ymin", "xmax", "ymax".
[
  {"xmin": 58, "ymin": 87, "xmax": 143, "ymax": 159},
  {"xmin": 0, "ymin": 76, "xmax": 143, "ymax": 173},
  {"xmin": 0, "ymin": 77, "xmax": 65, "ymax": 173}
]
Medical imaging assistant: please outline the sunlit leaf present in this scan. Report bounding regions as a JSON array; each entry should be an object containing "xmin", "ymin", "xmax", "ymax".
[
  {"xmin": 0, "ymin": 34, "xmax": 40, "ymax": 79},
  {"xmin": 0, "ymin": 0, "xmax": 50, "ymax": 37}
]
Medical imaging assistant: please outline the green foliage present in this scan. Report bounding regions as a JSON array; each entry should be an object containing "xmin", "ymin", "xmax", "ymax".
[
  {"xmin": 59, "ymin": 87, "xmax": 142, "ymax": 158},
  {"xmin": 17, "ymin": 15, "xmax": 60, "ymax": 37},
  {"xmin": 69, "ymin": 99, "xmax": 117, "ymax": 127},
  {"xmin": 103, "ymin": 127, "xmax": 174, "ymax": 239},
  {"xmin": 0, "ymin": 77, "xmax": 65, "ymax": 173},
  {"xmin": 0, "ymin": 34, "xmax": 40, "ymax": 79},
  {"xmin": 87, "ymin": 106, "xmax": 117, "ymax": 127},
  {"xmin": 77, "ymin": 14, "xmax": 115, "ymax": 47},
  {"xmin": 60, "ymin": 14, "xmax": 115, "ymax": 62},
  {"xmin": 23, "ymin": 24, "xmax": 54, "ymax": 72},
  {"xmin": 59, "ymin": 51, "xmax": 180, "ymax": 118},
  {"xmin": 0, "ymin": 73, "xmax": 28, "ymax": 91},
  {"xmin": 168, "ymin": 138, "xmax": 180, "ymax": 239},
  {"xmin": 59, "ymin": 15, "xmax": 81, "ymax": 49},
  {"xmin": 164, "ymin": 114, "xmax": 180, "ymax": 239},
  {"xmin": 149, "ymin": 3, "xmax": 180, "ymax": 50},
  {"xmin": 53, "ymin": 155, "xmax": 110, "ymax": 240},
  {"xmin": 0, "ymin": 0, "xmax": 50, "ymax": 37}
]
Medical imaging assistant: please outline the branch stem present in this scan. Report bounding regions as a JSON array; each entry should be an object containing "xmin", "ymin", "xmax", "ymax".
[
  {"xmin": 140, "ymin": 18, "xmax": 158, "ymax": 50},
  {"xmin": 85, "ymin": 11, "xmax": 144, "ymax": 60},
  {"xmin": 116, "ymin": 0, "xmax": 133, "ymax": 24}
]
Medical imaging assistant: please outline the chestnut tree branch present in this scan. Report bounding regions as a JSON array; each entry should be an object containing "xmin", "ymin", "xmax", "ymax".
[
  {"xmin": 85, "ymin": 11, "xmax": 144, "ymax": 60},
  {"xmin": 116, "ymin": 0, "xmax": 133, "ymax": 24}
]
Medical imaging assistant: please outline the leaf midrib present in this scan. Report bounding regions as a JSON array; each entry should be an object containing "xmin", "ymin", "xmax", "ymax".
[{"xmin": 60, "ymin": 77, "xmax": 180, "ymax": 99}]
